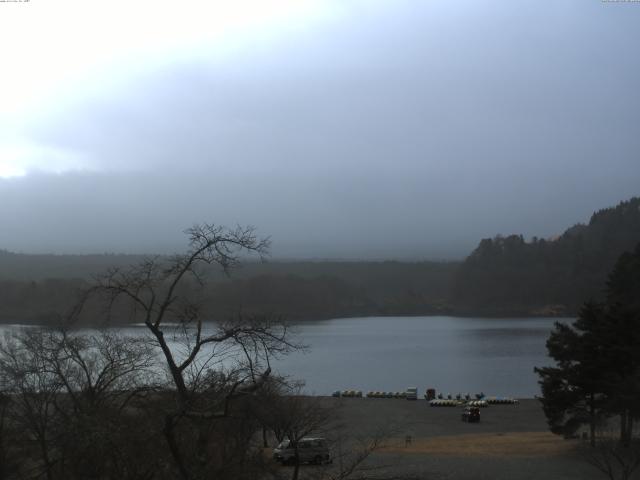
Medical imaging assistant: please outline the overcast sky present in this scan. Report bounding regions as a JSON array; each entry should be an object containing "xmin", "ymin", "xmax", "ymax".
[{"xmin": 0, "ymin": 0, "xmax": 639, "ymax": 259}]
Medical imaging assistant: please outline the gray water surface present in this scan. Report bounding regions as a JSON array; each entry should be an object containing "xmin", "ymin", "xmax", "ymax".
[
  {"xmin": 270, "ymin": 316, "xmax": 568, "ymax": 398},
  {"xmin": 1, "ymin": 316, "xmax": 568, "ymax": 398}
]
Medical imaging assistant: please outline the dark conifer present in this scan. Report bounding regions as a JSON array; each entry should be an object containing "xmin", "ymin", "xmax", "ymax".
[
  {"xmin": 535, "ymin": 301, "xmax": 609, "ymax": 446},
  {"xmin": 536, "ymin": 243, "xmax": 640, "ymax": 446}
]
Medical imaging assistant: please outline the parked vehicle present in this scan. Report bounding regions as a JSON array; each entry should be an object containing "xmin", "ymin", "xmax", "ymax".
[
  {"xmin": 406, "ymin": 387, "xmax": 418, "ymax": 400},
  {"xmin": 461, "ymin": 406, "xmax": 481, "ymax": 423},
  {"xmin": 273, "ymin": 437, "xmax": 331, "ymax": 465}
]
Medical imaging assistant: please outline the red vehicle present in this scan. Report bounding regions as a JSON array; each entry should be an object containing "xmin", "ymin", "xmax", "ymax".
[{"xmin": 461, "ymin": 407, "xmax": 480, "ymax": 423}]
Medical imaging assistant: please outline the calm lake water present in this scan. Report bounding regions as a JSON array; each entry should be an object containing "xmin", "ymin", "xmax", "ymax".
[
  {"xmin": 1, "ymin": 316, "xmax": 569, "ymax": 398},
  {"xmin": 270, "ymin": 316, "xmax": 569, "ymax": 398}
]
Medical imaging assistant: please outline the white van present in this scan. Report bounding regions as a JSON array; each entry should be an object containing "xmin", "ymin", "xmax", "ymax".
[
  {"xmin": 273, "ymin": 437, "xmax": 331, "ymax": 465},
  {"xmin": 406, "ymin": 387, "xmax": 418, "ymax": 400}
]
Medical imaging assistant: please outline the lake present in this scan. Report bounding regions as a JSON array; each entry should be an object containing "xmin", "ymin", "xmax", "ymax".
[
  {"xmin": 0, "ymin": 316, "xmax": 569, "ymax": 398},
  {"xmin": 270, "ymin": 316, "xmax": 568, "ymax": 398}
]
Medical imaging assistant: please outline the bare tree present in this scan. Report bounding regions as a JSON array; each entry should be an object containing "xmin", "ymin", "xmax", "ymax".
[
  {"xmin": 0, "ymin": 330, "xmax": 64, "ymax": 480},
  {"xmin": 0, "ymin": 326, "xmax": 161, "ymax": 480},
  {"xmin": 582, "ymin": 428, "xmax": 640, "ymax": 480},
  {"xmin": 263, "ymin": 388, "xmax": 333, "ymax": 480},
  {"xmin": 44, "ymin": 330, "xmax": 157, "ymax": 413},
  {"xmin": 81, "ymin": 223, "xmax": 301, "ymax": 479},
  {"xmin": 3, "ymin": 224, "xmax": 381, "ymax": 480},
  {"xmin": 0, "ymin": 391, "xmax": 19, "ymax": 480}
]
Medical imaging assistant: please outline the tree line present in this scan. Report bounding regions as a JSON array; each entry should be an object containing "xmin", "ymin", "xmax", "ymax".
[{"xmin": 0, "ymin": 264, "xmax": 457, "ymax": 325}]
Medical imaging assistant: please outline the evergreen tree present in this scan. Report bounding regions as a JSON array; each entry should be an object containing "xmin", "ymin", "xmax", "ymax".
[
  {"xmin": 602, "ymin": 244, "xmax": 640, "ymax": 446},
  {"xmin": 536, "ymin": 242, "xmax": 640, "ymax": 446},
  {"xmin": 535, "ymin": 302, "xmax": 609, "ymax": 445}
]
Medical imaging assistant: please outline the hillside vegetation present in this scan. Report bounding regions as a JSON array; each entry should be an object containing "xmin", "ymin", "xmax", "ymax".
[
  {"xmin": 0, "ymin": 259, "xmax": 457, "ymax": 324},
  {"xmin": 453, "ymin": 197, "xmax": 640, "ymax": 315}
]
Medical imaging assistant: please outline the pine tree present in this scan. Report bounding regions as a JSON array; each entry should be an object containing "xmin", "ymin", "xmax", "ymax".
[
  {"xmin": 602, "ymin": 244, "xmax": 640, "ymax": 446},
  {"xmin": 535, "ymin": 302, "xmax": 609, "ymax": 445},
  {"xmin": 536, "ymin": 242, "xmax": 640, "ymax": 446}
]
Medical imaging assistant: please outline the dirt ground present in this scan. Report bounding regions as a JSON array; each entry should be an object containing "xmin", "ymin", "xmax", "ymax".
[
  {"xmin": 288, "ymin": 398, "xmax": 608, "ymax": 480},
  {"xmin": 381, "ymin": 431, "xmax": 572, "ymax": 456}
]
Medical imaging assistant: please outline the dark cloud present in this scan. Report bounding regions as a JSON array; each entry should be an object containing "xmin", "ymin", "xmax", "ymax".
[{"xmin": 2, "ymin": 1, "xmax": 639, "ymax": 259}]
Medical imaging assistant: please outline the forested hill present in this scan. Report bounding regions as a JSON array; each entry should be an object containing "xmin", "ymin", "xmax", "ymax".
[
  {"xmin": 453, "ymin": 197, "xmax": 640, "ymax": 315},
  {"xmin": 0, "ymin": 256, "xmax": 458, "ymax": 324}
]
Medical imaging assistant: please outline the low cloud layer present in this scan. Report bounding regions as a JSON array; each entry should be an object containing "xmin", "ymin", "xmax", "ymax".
[{"xmin": 1, "ymin": 1, "xmax": 639, "ymax": 259}]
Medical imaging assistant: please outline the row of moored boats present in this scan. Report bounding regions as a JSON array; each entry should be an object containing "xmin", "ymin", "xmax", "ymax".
[{"xmin": 332, "ymin": 389, "xmax": 519, "ymax": 405}]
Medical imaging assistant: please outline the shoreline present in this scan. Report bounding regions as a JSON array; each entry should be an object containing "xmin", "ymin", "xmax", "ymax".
[{"xmin": 0, "ymin": 312, "xmax": 576, "ymax": 327}]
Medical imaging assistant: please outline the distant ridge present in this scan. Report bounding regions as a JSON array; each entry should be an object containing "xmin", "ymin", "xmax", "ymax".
[{"xmin": 0, "ymin": 251, "xmax": 151, "ymax": 281}]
